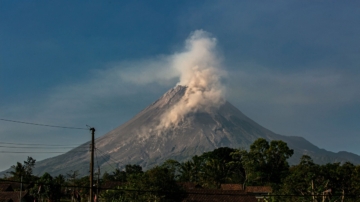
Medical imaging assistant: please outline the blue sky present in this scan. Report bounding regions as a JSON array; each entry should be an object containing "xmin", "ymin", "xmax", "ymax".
[{"xmin": 1, "ymin": 1, "xmax": 359, "ymax": 172}]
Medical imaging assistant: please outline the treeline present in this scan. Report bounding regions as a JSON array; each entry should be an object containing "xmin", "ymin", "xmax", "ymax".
[{"xmin": 2, "ymin": 138, "xmax": 360, "ymax": 201}]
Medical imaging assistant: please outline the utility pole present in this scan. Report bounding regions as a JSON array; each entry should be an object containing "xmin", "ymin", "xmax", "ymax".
[
  {"xmin": 90, "ymin": 127, "xmax": 95, "ymax": 202},
  {"xmin": 20, "ymin": 175, "xmax": 22, "ymax": 201},
  {"xmin": 97, "ymin": 167, "xmax": 100, "ymax": 202}
]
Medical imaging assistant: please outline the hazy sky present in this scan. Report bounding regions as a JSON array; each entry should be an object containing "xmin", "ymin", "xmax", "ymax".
[{"xmin": 1, "ymin": 1, "xmax": 359, "ymax": 172}]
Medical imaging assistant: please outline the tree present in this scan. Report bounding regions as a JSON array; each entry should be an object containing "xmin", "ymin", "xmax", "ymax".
[
  {"xmin": 9, "ymin": 162, "xmax": 26, "ymax": 181},
  {"xmin": 201, "ymin": 158, "xmax": 229, "ymax": 188},
  {"xmin": 240, "ymin": 138, "xmax": 293, "ymax": 188},
  {"xmin": 126, "ymin": 166, "xmax": 184, "ymax": 201},
  {"xmin": 31, "ymin": 172, "xmax": 62, "ymax": 202},
  {"xmin": 66, "ymin": 170, "xmax": 80, "ymax": 201},
  {"xmin": 66, "ymin": 170, "xmax": 79, "ymax": 186},
  {"xmin": 9, "ymin": 156, "xmax": 36, "ymax": 181},
  {"xmin": 101, "ymin": 166, "xmax": 184, "ymax": 202},
  {"xmin": 125, "ymin": 164, "xmax": 143, "ymax": 175},
  {"xmin": 24, "ymin": 156, "xmax": 36, "ymax": 176},
  {"xmin": 179, "ymin": 160, "xmax": 193, "ymax": 182},
  {"xmin": 200, "ymin": 147, "xmax": 243, "ymax": 188},
  {"xmin": 103, "ymin": 168, "xmax": 126, "ymax": 182},
  {"xmin": 337, "ymin": 162, "xmax": 356, "ymax": 202},
  {"xmin": 178, "ymin": 155, "xmax": 203, "ymax": 183},
  {"xmin": 161, "ymin": 159, "xmax": 181, "ymax": 180},
  {"xmin": 280, "ymin": 155, "xmax": 318, "ymax": 201}
]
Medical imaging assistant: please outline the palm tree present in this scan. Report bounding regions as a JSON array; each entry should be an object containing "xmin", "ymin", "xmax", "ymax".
[
  {"xmin": 201, "ymin": 159, "xmax": 233, "ymax": 188},
  {"xmin": 179, "ymin": 161, "xmax": 193, "ymax": 182},
  {"xmin": 9, "ymin": 162, "xmax": 26, "ymax": 181}
]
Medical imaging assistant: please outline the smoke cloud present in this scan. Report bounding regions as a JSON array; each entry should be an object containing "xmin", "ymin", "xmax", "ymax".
[{"xmin": 157, "ymin": 30, "xmax": 226, "ymax": 129}]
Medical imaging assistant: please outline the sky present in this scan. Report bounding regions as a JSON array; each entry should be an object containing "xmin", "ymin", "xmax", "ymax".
[{"xmin": 1, "ymin": 0, "xmax": 359, "ymax": 172}]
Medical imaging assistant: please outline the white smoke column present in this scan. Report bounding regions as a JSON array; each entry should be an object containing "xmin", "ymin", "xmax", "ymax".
[{"xmin": 158, "ymin": 30, "xmax": 226, "ymax": 129}]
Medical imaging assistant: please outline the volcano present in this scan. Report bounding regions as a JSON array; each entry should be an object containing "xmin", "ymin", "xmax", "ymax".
[{"xmin": 31, "ymin": 85, "xmax": 360, "ymax": 176}]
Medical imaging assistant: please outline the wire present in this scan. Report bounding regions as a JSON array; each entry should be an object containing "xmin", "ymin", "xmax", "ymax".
[
  {"xmin": 95, "ymin": 149, "xmax": 116, "ymax": 170},
  {"xmin": 95, "ymin": 149, "xmax": 100, "ymax": 170},
  {"xmin": 95, "ymin": 149, "xmax": 117, "ymax": 171},
  {"xmin": 0, "ymin": 118, "xmax": 88, "ymax": 130},
  {"xmin": 0, "ymin": 145, "xmax": 87, "ymax": 149},
  {"xmin": 0, "ymin": 141, "xmax": 86, "ymax": 146},
  {"xmin": 0, "ymin": 151, "xmax": 88, "ymax": 153},
  {"xmin": 96, "ymin": 147, "xmax": 120, "ymax": 166},
  {"xmin": 0, "ymin": 179, "xmax": 359, "ymax": 197}
]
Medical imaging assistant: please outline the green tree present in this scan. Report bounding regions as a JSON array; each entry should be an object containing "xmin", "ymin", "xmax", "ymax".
[
  {"xmin": 23, "ymin": 156, "xmax": 36, "ymax": 176},
  {"xmin": 66, "ymin": 170, "xmax": 81, "ymax": 201},
  {"xmin": 178, "ymin": 155, "xmax": 204, "ymax": 183},
  {"xmin": 337, "ymin": 162, "xmax": 356, "ymax": 202},
  {"xmin": 178, "ymin": 160, "xmax": 193, "ymax": 182},
  {"xmin": 101, "ymin": 166, "xmax": 184, "ymax": 202},
  {"xmin": 200, "ymin": 147, "xmax": 243, "ymax": 188},
  {"xmin": 160, "ymin": 159, "xmax": 181, "ymax": 180},
  {"xmin": 31, "ymin": 172, "xmax": 62, "ymax": 202},
  {"xmin": 103, "ymin": 168, "xmax": 127, "ymax": 182},
  {"xmin": 9, "ymin": 156, "xmax": 36, "ymax": 181},
  {"xmin": 201, "ymin": 158, "xmax": 229, "ymax": 188},
  {"xmin": 351, "ymin": 165, "xmax": 360, "ymax": 200},
  {"xmin": 126, "ymin": 166, "xmax": 184, "ymax": 201},
  {"xmin": 280, "ymin": 156, "xmax": 360, "ymax": 202},
  {"xmin": 66, "ymin": 170, "xmax": 79, "ymax": 186},
  {"xmin": 125, "ymin": 164, "xmax": 143, "ymax": 175},
  {"xmin": 241, "ymin": 138, "xmax": 293, "ymax": 188},
  {"xmin": 113, "ymin": 168, "xmax": 127, "ymax": 181},
  {"xmin": 280, "ymin": 155, "xmax": 328, "ymax": 202}
]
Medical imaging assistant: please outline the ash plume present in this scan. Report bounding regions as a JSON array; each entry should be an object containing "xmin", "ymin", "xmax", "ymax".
[{"xmin": 157, "ymin": 30, "xmax": 226, "ymax": 129}]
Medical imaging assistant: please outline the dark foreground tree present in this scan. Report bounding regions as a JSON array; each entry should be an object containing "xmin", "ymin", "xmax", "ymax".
[
  {"xmin": 233, "ymin": 138, "xmax": 293, "ymax": 188},
  {"xmin": 30, "ymin": 172, "xmax": 62, "ymax": 202},
  {"xmin": 8, "ymin": 156, "xmax": 36, "ymax": 181},
  {"xmin": 101, "ymin": 166, "xmax": 184, "ymax": 202},
  {"xmin": 280, "ymin": 156, "xmax": 360, "ymax": 202}
]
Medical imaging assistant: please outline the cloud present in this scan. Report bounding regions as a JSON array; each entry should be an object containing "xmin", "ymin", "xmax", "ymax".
[
  {"xmin": 106, "ymin": 57, "xmax": 178, "ymax": 86},
  {"xmin": 156, "ymin": 30, "xmax": 226, "ymax": 129},
  {"xmin": 0, "ymin": 30, "xmax": 226, "ymax": 139}
]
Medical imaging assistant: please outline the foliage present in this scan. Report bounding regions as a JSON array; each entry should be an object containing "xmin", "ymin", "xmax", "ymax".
[
  {"xmin": 101, "ymin": 165, "xmax": 184, "ymax": 202},
  {"xmin": 125, "ymin": 164, "xmax": 143, "ymax": 175},
  {"xmin": 238, "ymin": 138, "xmax": 294, "ymax": 189},
  {"xmin": 6, "ymin": 139, "xmax": 360, "ymax": 202},
  {"xmin": 160, "ymin": 159, "xmax": 181, "ymax": 180},
  {"xmin": 177, "ymin": 147, "xmax": 246, "ymax": 188},
  {"xmin": 8, "ymin": 156, "xmax": 36, "ymax": 181},
  {"xmin": 279, "ymin": 155, "xmax": 360, "ymax": 202},
  {"xmin": 30, "ymin": 172, "xmax": 63, "ymax": 202}
]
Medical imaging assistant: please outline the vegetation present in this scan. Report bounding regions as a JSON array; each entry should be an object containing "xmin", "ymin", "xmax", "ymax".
[
  {"xmin": 2, "ymin": 139, "xmax": 360, "ymax": 201},
  {"xmin": 8, "ymin": 156, "xmax": 36, "ymax": 182}
]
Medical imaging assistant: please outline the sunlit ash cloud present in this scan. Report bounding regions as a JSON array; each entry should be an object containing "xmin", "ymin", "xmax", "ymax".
[{"xmin": 157, "ymin": 30, "xmax": 226, "ymax": 129}]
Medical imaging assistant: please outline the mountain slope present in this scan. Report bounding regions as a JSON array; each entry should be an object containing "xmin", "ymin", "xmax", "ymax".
[{"xmin": 29, "ymin": 85, "xmax": 360, "ymax": 176}]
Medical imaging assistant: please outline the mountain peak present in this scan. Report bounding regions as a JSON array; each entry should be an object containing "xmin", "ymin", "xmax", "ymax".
[
  {"xmin": 154, "ymin": 85, "xmax": 187, "ymax": 109},
  {"xmin": 27, "ymin": 86, "xmax": 360, "ymax": 176}
]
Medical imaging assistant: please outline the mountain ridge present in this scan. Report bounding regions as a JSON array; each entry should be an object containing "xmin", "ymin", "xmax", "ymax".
[{"xmin": 2, "ymin": 85, "xmax": 359, "ymax": 177}]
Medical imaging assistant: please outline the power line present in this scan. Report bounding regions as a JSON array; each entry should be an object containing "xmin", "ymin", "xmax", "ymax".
[
  {"xmin": 95, "ymin": 149, "xmax": 117, "ymax": 171},
  {"xmin": 95, "ymin": 150, "xmax": 99, "ymax": 168},
  {"xmin": 0, "ymin": 145, "xmax": 87, "ymax": 149},
  {"xmin": 0, "ymin": 148, "xmax": 90, "ymax": 154},
  {"xmin": 0, "ymin": 179, "xmax": 359, "ymax": 198},
  {"xmin": 0, "ymin": 151, "xmax": 88, "ymax": 154},
  {"xmin": 96, "ymin": 148, "xmax": 118, "ymax": 170},
  {"xmin": 0, "ymin": 141, "xmax": 86, "ymax": 146},
  {"xmin": 0, "ymin": 118, "xmax": 88, "ymax": 130},
  {"xmin": 96, "ymin": 147, "xmax": 119, "ymax": 166}
]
